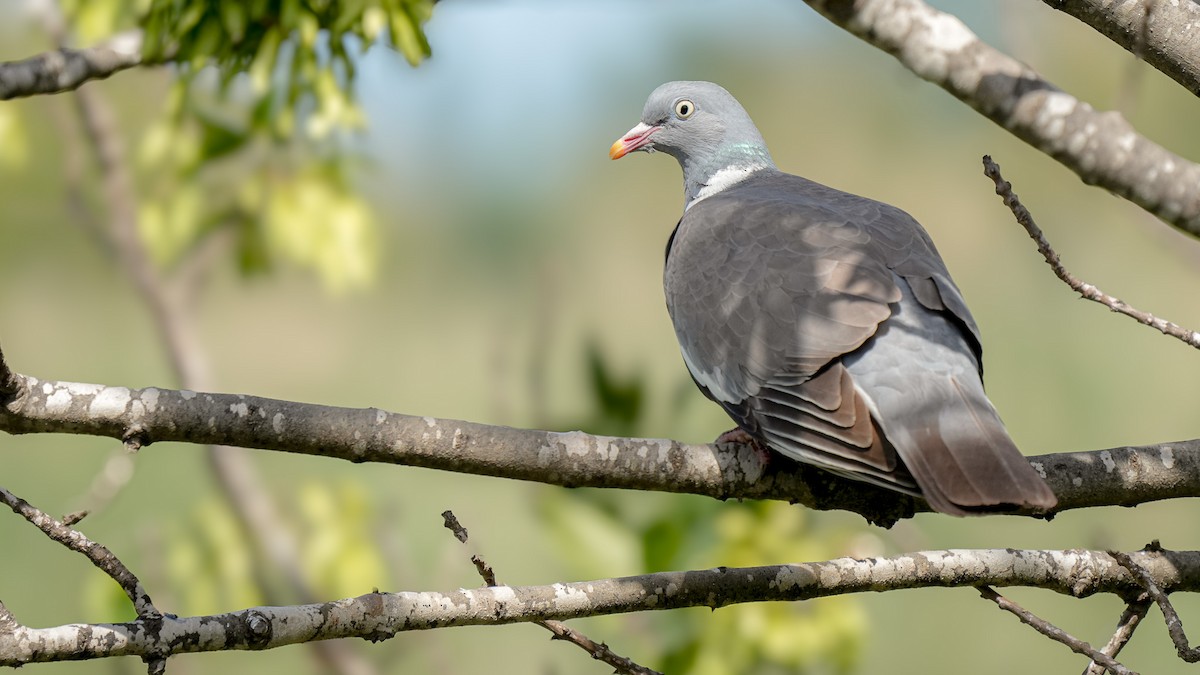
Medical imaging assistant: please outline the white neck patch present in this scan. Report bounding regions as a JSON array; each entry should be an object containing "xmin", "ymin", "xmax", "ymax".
[{"xmin": 686, "ymin": 164, "xmax": 767, "ymax": 210}]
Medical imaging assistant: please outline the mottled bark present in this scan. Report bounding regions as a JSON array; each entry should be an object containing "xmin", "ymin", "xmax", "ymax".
[
  {"xmin": 1, "ymin": 547, "xmax": 1194, "ymax": 667},
  {"xmin": 1, "ymin": 364, "xmax": 1197, "ymax": 525},
  {"xmin": 803, "ymin": 0, "xmax": 1200, "ymax": 237},
  {"xmin": 1044, "ymin": 0, "xmax": 1200, "ymax": 97},
  {"xmin": 0, "ymin": 31, "xmax": 146, "ymax": 100}
]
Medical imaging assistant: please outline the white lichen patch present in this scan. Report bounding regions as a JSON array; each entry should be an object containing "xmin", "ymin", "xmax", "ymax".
[
  {"xmin": 375, "ymin": 409, "xmax": 387, "ymax": 425},
  {"xmin": 44, "ymin": 387, "xmax": 74, "ymax": 415},
  {"xmin": 1098, "ymin": 450, "xmax": 1116, "ymax": 473},
  {"xmin": 903, "ymin": 11, "xmax": 975, "ymax": 81},
  {"xmin": 180, "ymin": 389, "xmax": 197, "ymax": 400},
  {"xmin": 556, "ymin": 431, "xmax": 594, "ymax": 458},
  {"xmin": 230, "ymin": 402, "xmax": 250, "ymax": 417},
  {"xmin": 89, "ymin": 387, "xmax": 132, "ymax": 419},
  {"xmin": 490, "ymin": 585, "xmax": 518, "ymax": 604},
  {"xmin": 640, "ymin": 439, "xmax": 673, "ymax": 464},
  {"xmin": 1029, "ymin": 461, "xmax": 1048, "ymax": 479},
  {"xmin": 551, "ymin": 583, "xmax": 591, "ymax": 612},
  {"xmin": 423, "ymin": 416, "xmax": 436, "ymax": 428},
  {"xmin": 41, "ymin": 382, "xmax": 53, "ymax": 395},
  {"xmin": 140, "ymin": 388, "xmax": 160, "ymax": 414},
  {"xmin": 1161, "ymin": 445, "xmax": 1176, "ymax": 469},
  {"xmin": 65, "ymin": 382, "xmax": 105, "ymax": 396},
  {"xmin": 1072, "ymin": 476, "xmax": 1083, "ymax": 487},
  {"xmin": 273, "ymin": 413, "xmax": 285, "ymax": 434}
]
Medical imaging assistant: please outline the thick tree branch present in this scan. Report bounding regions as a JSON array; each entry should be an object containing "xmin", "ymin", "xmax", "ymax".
[
  {"xmin": 1044, "ymin": 0, "xmax": 1200, "ymax": 97},
  {"xmin": 0, "ymin": 30, "xmax": 147, "ymax": 100},
  {"xmin": 2, "ymin": 363, "xmax": 1199, "ymax": 524},
  {"xmin": 802, "ymin": 0, "xmax": 1200, "ymax": 237},
  {"xmin": 2, "ymin": 547, "xmax": 1197, "ymax": 667}
]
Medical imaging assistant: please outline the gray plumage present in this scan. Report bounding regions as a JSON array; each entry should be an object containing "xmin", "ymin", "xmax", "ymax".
[{"xmin": 611, "ymin": 81, "xmax": 1056, "ymax": 515}]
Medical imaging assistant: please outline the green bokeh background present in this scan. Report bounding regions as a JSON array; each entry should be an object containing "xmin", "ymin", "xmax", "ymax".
[{"xmin": 3, "ymin": 1, "xmax": 1200, "ymax": 673}]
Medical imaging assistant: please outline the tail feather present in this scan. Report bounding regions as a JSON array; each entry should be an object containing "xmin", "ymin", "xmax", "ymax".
[{"xmin": 880, "ymin": 375, "xmax": 1056, "ymax": 514}]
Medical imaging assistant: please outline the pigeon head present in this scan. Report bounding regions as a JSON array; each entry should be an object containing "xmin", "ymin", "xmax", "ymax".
[{"xmin": 611, "ymin": 81, "xmax": 776, "ymax": 206}]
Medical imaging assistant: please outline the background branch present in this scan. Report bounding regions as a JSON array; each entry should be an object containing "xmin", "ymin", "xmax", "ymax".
[
  {"xmin": 0, "ymin": 30, "xmax": 147, "ymax": 100},
  {"xmin": 51, "ymin": 12, "xmax": 379, "ymax": 672},
  {"xmin": 802, "ymin": 0, "xmax": 1200, "ymax": 236},
  {"xmin": 1044, "ymin": 0, "xmax": 1200, "ymax": 97}
]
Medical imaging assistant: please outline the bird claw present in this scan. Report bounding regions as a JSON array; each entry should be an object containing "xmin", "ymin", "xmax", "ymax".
[{"xmin": 714, "ymin": 428, "xmax": 772, "ymax": 465}]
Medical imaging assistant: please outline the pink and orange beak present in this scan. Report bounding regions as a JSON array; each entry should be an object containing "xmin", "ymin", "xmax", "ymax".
[{"xmin": 609, "ymin": 122, "xmax": 662, "ymax": 160}]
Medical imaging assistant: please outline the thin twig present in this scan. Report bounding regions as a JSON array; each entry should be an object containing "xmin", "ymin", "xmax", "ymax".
[
  {"xmin": 0, "ymin": 484, "xmax": 160, "ymax": 620},
  {"xmin": 441, "ymin": 510, "xmax": 663, "ymax": 675},
  {"xmin": 0, "ymin": 601, "xmax": 17, "ymax": 630},
  {"xmin": 1084, "ymin": 598, "xmax": 1152, "ymax": 675},
  {"xmin": 0, "ymin": 344, "xmax": 17, "ymax": 398},
  {"xmin": 983, "ymin": 155, "xmax": 1200, "ymax": 350},
  {"xmin": 978, "ymin": 585, "xmax": 1136, "ymax": 675},
  {"xmin": 1112, "ymin": 548, "xmax": 1200, "ymax": 663}
]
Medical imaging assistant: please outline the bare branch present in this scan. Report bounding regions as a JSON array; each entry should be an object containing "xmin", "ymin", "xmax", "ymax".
[
  {"xmin": 1113, "ymin": 548, "xmax": 1200, "ymax": 663},
  {"xmin": 0, "ymin": 484, "xmax": 160, "ymax": 620},
  {"xmin": 983, "ymin": 155, "xmax": 1200, "ymax": 350},
  {"xmin": 1084, "ymin": 598, "xmax": 1152, "ymax": 675},
  {"xmin": 0, "ymin": 30, "xmax": 147, "ymax": 100},
  {"xmin": 4, "ymin": 369, "xmax": 1200, "ymax": 523},
  {"xmin": 441, "ymin": 510, "xmax": 661, "ymax": 675},
  {"xmin": 0, "ymin": 344, "xmax": 17, "ymax": 399},
  {"xmin": 979, "ymin": 585, "xmax": 1136, "ymax": 675},
  {"xmin": 1044, "ymin": 0, "xmax": 1200, "ymax": 97},
  {"xmin": 3, "ymin": 547, "xmax": 1197, "ymax": 667},
  {"xmin": 802, "ymin": 0, "xmax": 1200, "ymax": 237}
]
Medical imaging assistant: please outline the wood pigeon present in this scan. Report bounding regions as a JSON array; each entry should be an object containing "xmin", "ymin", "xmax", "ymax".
[{"xmin": 610, "ymin": 81, "xmax": 1056, "ymax": 515}]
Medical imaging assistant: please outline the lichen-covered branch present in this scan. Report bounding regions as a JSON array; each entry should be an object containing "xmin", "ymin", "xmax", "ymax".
[
  {"xmin": 802, "ymin": 0, "xmax": 1200, "ymax": 237},
  {"xmin": 2, "ymin": 547, "xmax": 1197, "ymax": 667},
  {"xmin": 2, "ymin": 362, "xmax": 1198, "ymax": 525},
  {"xmin": 1044, "ymin": 0, "xmax": 1200, "ymax": 97},
  {"xmin": 0, "ymin": 31, "xmax": 146, "ymax": 100}
]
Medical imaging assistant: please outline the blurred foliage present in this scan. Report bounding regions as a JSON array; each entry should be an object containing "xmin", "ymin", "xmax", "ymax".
[
  {"xmin": 541, "ymin": 349, "xmax": 866, "ymax": 674},
  {"xmin": 62, "ymin": 0, "xmax": 434, "ymax": 290},
  {"xmin": 84, "ymin": 480, "xmax": 387, "ymax": 620}
]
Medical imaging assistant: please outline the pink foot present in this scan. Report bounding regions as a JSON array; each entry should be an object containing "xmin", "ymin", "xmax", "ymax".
[{"xmin": 714, "ymin": 428, "xmax": 773, "ymax": 465}]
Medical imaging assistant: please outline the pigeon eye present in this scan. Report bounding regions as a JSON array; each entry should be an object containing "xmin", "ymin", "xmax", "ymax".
[{"xmin": 674, "ymin": 99, "xmax": 695, "ymax": 119}]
